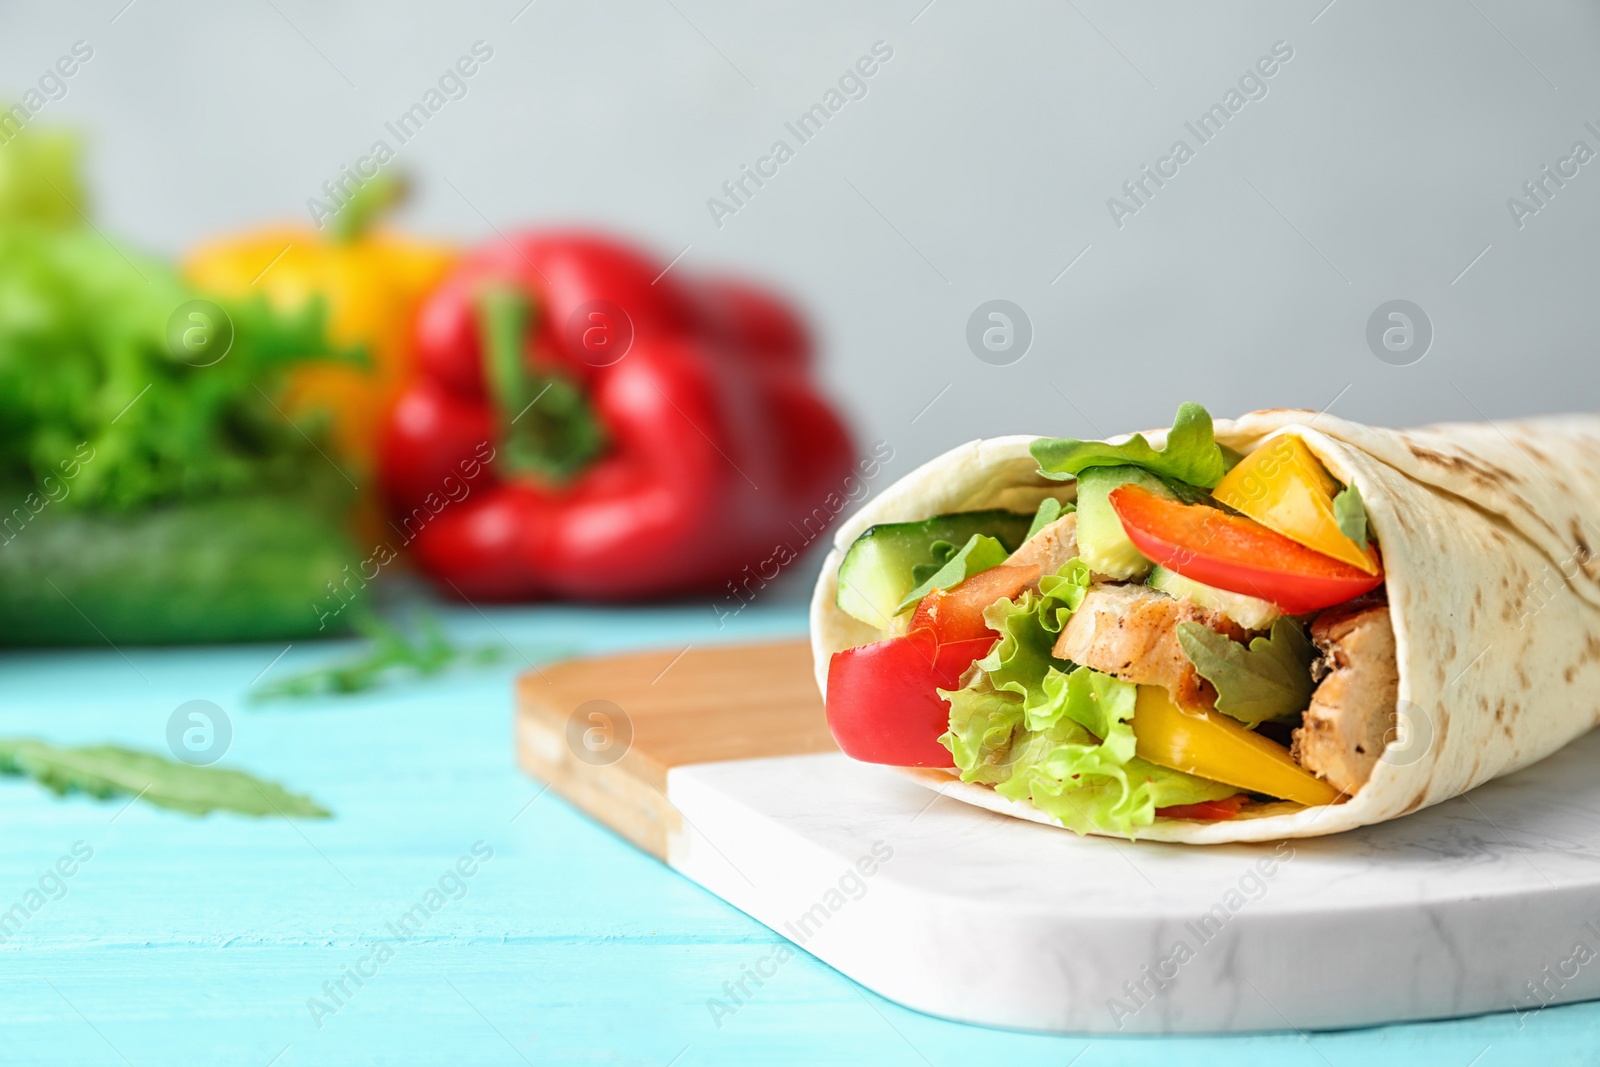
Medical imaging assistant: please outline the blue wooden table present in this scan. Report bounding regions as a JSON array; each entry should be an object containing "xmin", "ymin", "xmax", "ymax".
[{"xmin": 1, "ymin": 593, "xmax": 1594, "ymax": 1065}]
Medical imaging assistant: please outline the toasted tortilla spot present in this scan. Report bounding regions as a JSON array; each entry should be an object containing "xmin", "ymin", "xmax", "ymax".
[
  {"xmin": 1573, "ymin": 520, "xmax": 1595, "ymax": 572},
  {"xmin": 1403, "ymin": 442, "xmax": 1518, "ymax": 488}
]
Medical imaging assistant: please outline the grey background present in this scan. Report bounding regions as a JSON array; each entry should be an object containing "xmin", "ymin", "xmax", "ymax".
[{"xmin": 6, "ymin": 0, "xmax": 1599, "ymax": 488}]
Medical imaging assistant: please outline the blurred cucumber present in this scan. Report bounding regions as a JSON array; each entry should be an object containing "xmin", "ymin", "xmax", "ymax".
[{"xmin": 0, "ymin": 496, "xmax": 356, "ymax": 646}]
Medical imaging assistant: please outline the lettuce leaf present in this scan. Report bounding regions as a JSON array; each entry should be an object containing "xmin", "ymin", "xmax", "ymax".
[
  {"xmin": 1176, "ymin": 617, "xmax": 1316, "ymax": 727},
  {"xmin": 1025, "ymin": 497, "xmax": 1075, "ymax": 539},
  {"xmin": 939, "ymin": 562, "xmax": 1234, "ymax": 836},
  {"xmin": 896, "ymin": 534, "xmax": 1009, "ymax": 614},
  {"xmin": 1037, "ymin": 559, "xmax": 1092, "ymax": 634},
  {"xmin": 1030, "ymin": 401, "xmax": 1227, "ymax": 489},
  {"xmin": 970, "ymin": 561, "xmax": 1092, "ymax": 696},
  {"xmin": 1000, "ymin": 749, "xmax": 1237, "ymax": 835},
  {"xmin": 941, "ymin": 676, "xmax": 1025, "ymax": 785}
]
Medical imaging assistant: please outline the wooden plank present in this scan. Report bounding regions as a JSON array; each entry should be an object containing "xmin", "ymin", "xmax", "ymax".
[{"xmin": 515, "ymin": 639, "xmax": 833, "ymax": 859}]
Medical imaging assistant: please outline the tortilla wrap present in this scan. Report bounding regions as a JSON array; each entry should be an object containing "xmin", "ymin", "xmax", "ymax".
[{"xmin": 809, "ymin": 408, "xmax": 1600, "ymax": 843}]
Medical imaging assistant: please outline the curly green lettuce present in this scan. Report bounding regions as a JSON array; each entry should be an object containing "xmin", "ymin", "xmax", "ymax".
[
  {"xmin": 0, "ymin": 127, "xmax": 353, "ymax": 515},
  {"xmin": 1030, "ymin": 401, "xmax": 1228, "ymax": 489},
  {"xmin": 939, "ymin": 563, "xmax": 1236, "ymax": 836}
]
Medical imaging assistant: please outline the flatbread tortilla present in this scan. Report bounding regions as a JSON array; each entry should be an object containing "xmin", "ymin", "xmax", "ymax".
[{"xmin": 809, "ymin": 409, "xmax": 1600, "ymax": 842}]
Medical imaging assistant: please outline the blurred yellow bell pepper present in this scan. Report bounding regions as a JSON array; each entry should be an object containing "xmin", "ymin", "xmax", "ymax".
[
  {"xmin": 185, "ymin": 175, "xmax": 454, "ymax": 479},
  {"xmin": 1133, "ymin": 685, "xmax": 1340, "ymax": 807},
  {"xmin": 1213, "ymin": 434, "xmax": 1378, "ymax": 575}
]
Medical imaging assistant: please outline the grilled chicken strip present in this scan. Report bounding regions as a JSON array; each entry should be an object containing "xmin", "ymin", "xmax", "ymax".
[
  {"xmin": 1291, "ymin": 603, "xmax": 1398, "ymax": 795},
  {"xmin": 1007, "ymin": 513, "xmax": 1079, "ymax": 587},
  {"xmin": 1052, "ymin": 584, "xmax": 1250, "ymax": 710}
]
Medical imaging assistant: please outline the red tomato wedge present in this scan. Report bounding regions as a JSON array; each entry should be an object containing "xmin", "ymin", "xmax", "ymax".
[
  {"xmin": 1109, "ymin": 485, "xmax": 1384, "ymax": 614},
  {"xmin": 825, "ymin": 629, "xmax": 996, "ymax": 767},
  {"xmin": 909, "ymin": 564, "xmax": 1041, "ymax": 644},
  {"xmin": 1156, "ymin": 795, "xmax": 1247, "ymax": 821}
]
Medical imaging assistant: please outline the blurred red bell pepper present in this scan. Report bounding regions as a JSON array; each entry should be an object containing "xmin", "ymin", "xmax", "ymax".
[{"xmin": 379, "ymin": 231, "xmax": 856, "ymax": 601}]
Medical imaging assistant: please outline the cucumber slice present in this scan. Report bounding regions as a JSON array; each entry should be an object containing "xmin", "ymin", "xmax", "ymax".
[
  {"xmin": 835, "ymin": 509, "xmax": 1034, "ymax": 628},
  {"xmin": 1148, "ymin": 566, "xmax": 1281, "ymax": 630},
  {"xmin": 1074, "ymin": 465, "xmax": 1171, "ymax": 580}
]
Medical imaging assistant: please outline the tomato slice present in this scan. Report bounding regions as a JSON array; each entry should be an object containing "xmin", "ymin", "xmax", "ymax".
[
  {"xmin": 909, "ymin": 564, "xmax": 1041, "ymax": 644},
  {"xmin": 825, "ymin": 629, "xmax": 996, "ymax": 767},
  {"xmin": 1156, "ymin": 795, "xmax": 1247, "ymax": 821},
  {"xmin": 1109, "ymin": 485, "xmax": 1383, "ymax": 614}
]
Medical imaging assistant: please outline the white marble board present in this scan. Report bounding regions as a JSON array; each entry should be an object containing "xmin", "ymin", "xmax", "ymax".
[{"xmin": 666, "ymin": 733, "xmax": 1600, "ymax": 1034}]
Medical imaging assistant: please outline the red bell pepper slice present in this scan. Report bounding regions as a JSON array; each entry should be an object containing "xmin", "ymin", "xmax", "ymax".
[
  {"xmin": 379, "ymin": 231, "xmax": 856, "ymax": 601},
  {"xmin": 825, "ymin": 630, "xmax": 995, "ymax": 768},
  {"xmin": 1155, "ymin": 794, "xmax": 1247, "ymax": 821},
  {"xmin": 1109, "ymin": 485, "xmax": 1384, "ymax": 614}
]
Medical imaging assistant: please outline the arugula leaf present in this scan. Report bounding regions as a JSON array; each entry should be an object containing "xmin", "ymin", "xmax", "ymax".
[
  {"xmin": 0, "ymin": 739, "xmax": 330, "ymax": 817},
  {"xmin": 1030, "ymin": 401, "xmax": 1227, "ymax": 488},
  {"xmin": 1176, "ymin": 617, "xmax": 1316, "ymax": 727},
  {"xmin": 1333, "ymin": 483, "xmax": 1368, "ymax": 546},
  {"xmin": 253, "ymin": 612, "xmax": 505, "ymax": 702},
  {"xmin": 895, "ymin": 534, "xmax": 1009, "ymax": 614}
]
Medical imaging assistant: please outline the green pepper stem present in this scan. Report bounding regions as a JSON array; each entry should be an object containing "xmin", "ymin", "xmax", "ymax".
[
  {"xmin": 330, "ymin": 172, "xmax": 407, "ymax": 244},
  {"xmin": 475, "ymin": 285, "xmax": 605, "ymax": 483}
]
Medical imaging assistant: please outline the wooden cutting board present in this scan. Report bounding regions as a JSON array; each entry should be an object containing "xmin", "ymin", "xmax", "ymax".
[
  {"xmin": 517, "ymin": 640, "xmax": 1600, "ymax": 1034},
  {"xmin": 515, "ymin": 641, "xmax": 836, "ymax": 859}
]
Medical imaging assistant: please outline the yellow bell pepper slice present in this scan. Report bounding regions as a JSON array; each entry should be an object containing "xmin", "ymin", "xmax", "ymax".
[
  {"xmin": 1132, "ymin": 685, "xmax": 1341, "ymax": 807},
  {"xmin": 1213, "ymin": 434, "xmax": 1379, "ymax": 575}
]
